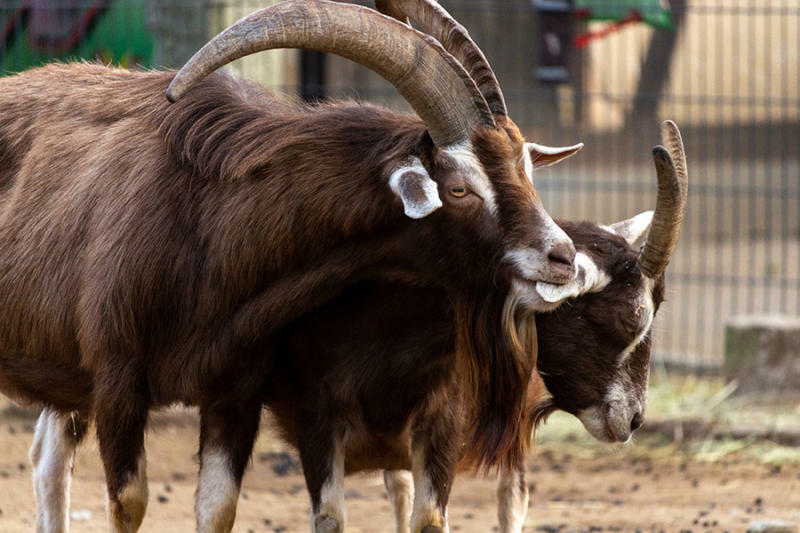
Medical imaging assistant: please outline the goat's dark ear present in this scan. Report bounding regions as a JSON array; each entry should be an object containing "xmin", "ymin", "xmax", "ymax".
[
  {"xmin": 609, "ymin": 210, "xmax": 654, "ymax": 246},
  {"xmin": 525, "ymin": 142, "xmax": 584, "ymax": 171},
  {"xmin": 389, "ymin": 159, "xmax": 442, "ymax": 219}
]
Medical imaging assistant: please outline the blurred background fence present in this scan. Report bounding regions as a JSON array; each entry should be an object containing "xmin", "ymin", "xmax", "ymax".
[{"xmin": 1, "ymin": 0, "xmax": 798, "ymax": 373}]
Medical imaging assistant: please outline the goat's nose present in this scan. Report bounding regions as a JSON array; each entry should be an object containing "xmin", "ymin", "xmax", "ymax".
[
  {"xmin": 547, "ymin": 240, "xmax": 576, "ymax": 269},
  {"xmin": 630, "ymin": 411, "xmax": 644, "ymax": 432}
]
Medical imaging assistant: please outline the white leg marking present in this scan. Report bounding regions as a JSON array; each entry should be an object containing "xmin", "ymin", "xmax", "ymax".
[
  {"xmin": 196, "ymin": 448, "xmax": 239, "ymax": 533},
  {"xmin": 108, "ymin": 453, "xmax": 148, "ymax": 533},
  {"xmin": 312, "ymin": 437, "xmax": 346, "ymax": 533},
  {"xmin": 30, "ymin": 409, "xmax": 75, "ymax": 533},
  {"xmin": 384, "ymin": 470, "xmax": 414, "ymax": 533},
  {"xmin": 410, "ymin": 446, "xmax": 448, "ymax": 533},
  {"xmin": 497, "ymin": 468, "xmax": 529, "ymax": 533}
]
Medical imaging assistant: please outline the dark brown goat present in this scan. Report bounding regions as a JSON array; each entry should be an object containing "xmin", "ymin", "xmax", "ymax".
[
  {"xmin": 263, "ymin": 123, "xmax": 686, "ymax": 533},
  {"xmin": 24, "ymin": 122, "xmax": 687, "ymax": 533},
  {"xmin": 0, "ymin": 1, "xmax": 582, "ymax": 531}
]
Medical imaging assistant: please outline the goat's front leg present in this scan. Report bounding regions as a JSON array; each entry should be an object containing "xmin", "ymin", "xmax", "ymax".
[
  {"xmin": 93, "ymin": 366, "xmax": 150, "ymax": 533},
  {"xmin": 497, "ymin": 459, "xmax": 530, "ymax": 533},
  {"xmin": 384, "ymin": 470, "xmax": 414, "ymax": 533},
  {"xmin": 29, "ymin": 408, "xmax": 89, "ymax": 533},
  {"xmin": 297, "ymin": 417, "xmax": 346, "ymax": 533},
  {"xmin": 409, "ymin": 412, "xmax": 459, "ymax": 533},
  {"xmin": 196, "ymin": 397, "xmax": 262, "ymax": 533}
]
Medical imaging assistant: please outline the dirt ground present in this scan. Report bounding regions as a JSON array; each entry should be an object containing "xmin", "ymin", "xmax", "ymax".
[{"xmin": 1, "ymin": 394, "xmax": 799, "ymax": 533}]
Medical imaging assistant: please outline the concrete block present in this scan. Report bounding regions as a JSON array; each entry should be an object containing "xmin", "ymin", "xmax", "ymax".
[{"xmin": 724, "ymin": 314, "xmax": 800, "ymax": 393}]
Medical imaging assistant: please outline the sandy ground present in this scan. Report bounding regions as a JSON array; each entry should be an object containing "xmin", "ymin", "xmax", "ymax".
[{"xmin": 1, "ymin": 397, "xmax": 799, "ymax": 533}]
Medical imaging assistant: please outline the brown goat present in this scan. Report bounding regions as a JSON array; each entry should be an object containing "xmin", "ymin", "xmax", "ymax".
[
  {"xmin": 0, "ymin": 1, "xmax": 584, "ymax": 531},
  {"xmin": 25, "ymin": 123, "xmax": 687, "ymax": 533}
]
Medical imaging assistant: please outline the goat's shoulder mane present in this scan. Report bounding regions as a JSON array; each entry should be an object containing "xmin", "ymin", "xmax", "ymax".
[{"xmin": 157, "ymin": 71, "xmax": 427, "ymax": 182}]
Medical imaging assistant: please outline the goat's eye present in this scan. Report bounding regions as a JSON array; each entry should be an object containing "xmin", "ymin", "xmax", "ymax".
[{"xmin": 449, "ymin": 186, "xmax": 468, "ymax": 198}]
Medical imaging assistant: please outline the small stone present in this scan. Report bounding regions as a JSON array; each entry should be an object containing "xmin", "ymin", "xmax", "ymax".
[
  {"xmin": 164, "ymin": 484, "xmax": 172, "ymax": 493},
  {"xmin": 755, "ymin": 497, "xmax": 764, "ymax": 506},
  {"xmin": 746, "ymin": 520, "xmax": 798, "ymax": 533},
  {"xmin": 157, "ymin": 495, "xmax": 168, "ymax": 503},
  {"xmin": 171, "ymin": 472, "xmax": 187, "ymax": 481},
  {"xmin": 464, "ymin": 513, "xmax": 474, "ymax": 520},
  {"xmin": 263, "ymin": 518, "xmax": 272, "ymax": 526}
]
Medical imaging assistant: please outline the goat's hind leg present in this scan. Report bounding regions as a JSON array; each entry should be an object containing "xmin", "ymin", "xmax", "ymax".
[
  {"xmin": 196, "ymin": 398, "xmax": 262, "ymax": 533},
  {"xmin": 29, "ymin": 407, "xmax": 88, "ymax": 533},
  {"xmin": 497, "ymin": 460, "xmax": 530, "ymax": 533},
  {"xmin": 384, "ymin": 470, "xmax": 414, "ymax": 533}
]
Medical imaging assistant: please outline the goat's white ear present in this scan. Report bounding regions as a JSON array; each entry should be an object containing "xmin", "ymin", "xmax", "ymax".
[
  {"xmin": 536, "ymin": 252, "xmax": 611, "ymax": 304},
  {"xmin": 525, "ymin": 142, "xmax": 584, "ymax": 171},
  {"xmin": 609, "ymin": 210, "xmax": 654, "ymax": 246},
  {"xmin": 389, "ymin": 160, "xmax": 442, "ymax": 219}
]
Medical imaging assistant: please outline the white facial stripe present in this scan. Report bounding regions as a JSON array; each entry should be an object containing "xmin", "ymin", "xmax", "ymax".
[
  {"xmin": 196, "ymin": 448, "xmax": 239, "ymax": 532},
  {"xmin": 31, "ymin": 410, "xmax": 75, "ymax": 533},
  {"xmin": 389, "ymin": 158, "xmax": 443, "ymax": 219},
  {"xmin": 443, "ymin": 142, "xmax": 497, "ymax": 215},
  {"xmin": 619, "ymin": 276, "xmax": 656, "ymax": 365},
  {"xmin": 497, "ymin": 469, "xmax": 529, "ymax": 533}
]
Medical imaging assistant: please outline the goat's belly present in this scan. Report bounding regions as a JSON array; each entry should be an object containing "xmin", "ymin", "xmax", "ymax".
[
  {"xmin": 343, "ymin": 426, "xmax": 412, "ymax": 474},
  {"xmin": 0, "ymin": 350, "xmax": 93, "ymax": 412}
]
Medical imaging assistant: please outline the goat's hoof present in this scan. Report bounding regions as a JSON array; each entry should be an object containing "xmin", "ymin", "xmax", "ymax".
[
  {"xmin": 314, "ymin": 515, "xmax": 342, "ymax": 533},
  {"xmin": 420, "ymin": 526, "xmax": 444, "ymax": 533}
]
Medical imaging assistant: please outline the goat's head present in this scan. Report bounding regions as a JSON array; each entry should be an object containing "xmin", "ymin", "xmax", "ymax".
[
  {"xmin": 534, "ymin": 121, "xmax": 688, "ymax": 443},
  {"xmin": 165, "ymin": 0, "xmax": 581, "ymax": 305}
]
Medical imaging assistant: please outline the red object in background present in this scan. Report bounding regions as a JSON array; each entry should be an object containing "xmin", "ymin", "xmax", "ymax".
[{"xmin": 574, "ymin": 9, "xmax": 643, "ymax": 48}]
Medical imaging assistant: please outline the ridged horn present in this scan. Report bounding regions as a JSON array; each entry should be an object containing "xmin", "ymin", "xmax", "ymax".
[
  {"xmin": 167, "ymin": 0, "xmax": 494, "ymax": 147},
  {"xmin": 638, "ymin": 120, "xmax": 689, "ymax": 278},
  {"xmin": 375, "ymin": 0, "xmax": 507, "ymax": 117}
]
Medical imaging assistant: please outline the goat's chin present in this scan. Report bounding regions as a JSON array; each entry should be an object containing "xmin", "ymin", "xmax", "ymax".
[
  {"xmin": 577, "ymin": 406, "xmax": 632, "ymax": 444},
  {"xmin": 509, "ymin": 278, "xmax": 563, "ymax": 312}
]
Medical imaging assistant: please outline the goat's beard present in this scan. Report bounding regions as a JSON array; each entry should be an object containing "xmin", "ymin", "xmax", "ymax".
[{"xmin": 455, "ymin": 290, "xmax": 537, "ymax": 473}]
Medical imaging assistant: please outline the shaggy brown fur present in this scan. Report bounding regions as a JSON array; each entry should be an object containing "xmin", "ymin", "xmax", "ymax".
[
  {"xmin": 0, "ymin": 62, "xmax": 566, "ymax": 524},
  {"xmin": 260, "ymin": 218, "xmax": 665, "ymax": 519}
]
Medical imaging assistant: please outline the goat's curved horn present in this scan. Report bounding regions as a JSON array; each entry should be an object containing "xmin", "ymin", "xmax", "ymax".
[
  {"xmin": 638, "ymin": 120, "xmax": 689, "ymax": 278},
  {"xmin": 167, "ymin": 0, "xmax": 494, "ymax": 147},
  {"xmin": 375, "ymin": 0, "xmax": 507, "ymax": 117}
]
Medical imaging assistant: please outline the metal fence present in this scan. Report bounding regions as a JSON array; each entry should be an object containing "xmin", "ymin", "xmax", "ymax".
[{"xmin": 2, "ymin": 0, "xmax": 798, "ymax": 371}]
